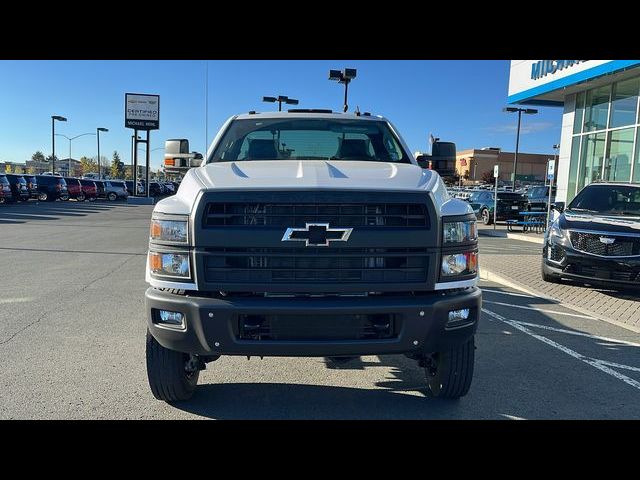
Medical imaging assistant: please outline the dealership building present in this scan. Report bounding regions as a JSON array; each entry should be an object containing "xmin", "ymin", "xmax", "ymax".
[{"xmin": 508, "ymin": 60, "xmax": 640, "ymax": 202}]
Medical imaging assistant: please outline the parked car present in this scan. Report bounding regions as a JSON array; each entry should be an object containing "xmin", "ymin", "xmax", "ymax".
[
  {"xmin": 94, "ymin": 180, "xmax": 106, "ymax": 199},
  {"xmin": 0, "ymin": 174, "xmax": 14, "ymax": 203},
  {"xmin": 468, "ymin": 191, "xmax": 529, "ymax": 225},
  {"xmin": 5, "ymin": 174, "xmax": 30, "ymax": 202},
  {"xmin": 542, "ymin": 183, "xmax": 640, "ymax": 289},
  {"xmin": 526, "ymin": 185, "xmax": 557, "ymax": 212},
  {"xmin": 23, "ymin": 175, "xmax": 39, "ymax": 199},
  {"xmin": 125, "ymin": 180, "xmax": 144, "ymax": 196},
  {"xmin": 162, "ymin": 182, "xmax": 175, "ymax": 195},
  {"xmin": 104, "ymin": 180, "xmax": 129, "ymax": 201},
  {"xmin": 63, "ymin": 177, "xmax": 85, "ymax": 202},
  {"xmin": 141, "ymin": 180, "xmax": 163, "ymax": 196},
  {"xmin": 78, "ymin": 179, "xmax": 98, "ymax": 201},
  {"xmin": 35, "ymin": 175, "xmax": 68, "ymax": 201}
]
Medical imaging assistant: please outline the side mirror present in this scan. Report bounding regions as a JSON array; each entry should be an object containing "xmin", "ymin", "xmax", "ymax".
[
  {"xmin": 551, "ymin": 201, "xmax": 565, "ymax": 213},
  {"xmin": 164, "ymin": 139, "xmax": 203, "ymax": 172},
  {"xmin": 416, "ymin": 155, "xmax": 431, "ymax": 169}
]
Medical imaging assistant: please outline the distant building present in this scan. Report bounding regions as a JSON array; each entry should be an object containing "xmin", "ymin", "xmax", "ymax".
[
  {"xmin": 25, "ymin": 159, "xmax": 51, "ymax": 174},
  {"xmin": 455, "ymin": 148, "xmax": 554, "ymax": 185},
  {"xmin": 57, "ymin": 158, "xmax": 83, "ymax": 177},
  {"xmin": 0, "ymin": 161, "xmax": 27, "ymax": 174}
]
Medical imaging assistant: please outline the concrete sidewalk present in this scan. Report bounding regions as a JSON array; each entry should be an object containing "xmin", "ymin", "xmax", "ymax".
[{"xmin": 479, "ymin": 236, "xmax": 640, "ymax": 333}]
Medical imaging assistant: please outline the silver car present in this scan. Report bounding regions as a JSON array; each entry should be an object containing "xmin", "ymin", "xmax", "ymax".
[{"xmin": 104, "ymin": 180, "xmax": 129, "ymax": 201}]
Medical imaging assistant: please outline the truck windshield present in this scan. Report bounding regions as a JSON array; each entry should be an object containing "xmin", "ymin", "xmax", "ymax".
[
  {"xmin": 568, "ymin": 184, "xmax": 640, "ymax": 216},
  {"xmin": 209, "ymin": 118, "xmax": 411, "ymax": 164}
]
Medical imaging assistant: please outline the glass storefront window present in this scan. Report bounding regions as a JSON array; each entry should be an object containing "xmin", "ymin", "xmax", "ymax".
[
  {"xmin": 573, "ymin": 92, "xmax": 585, "ymax": 134},
  {"xmin": 583, "ymin": 85, "xmax": 611, "ymax": 132},
  {"xmin": 634, "ymin": 129, "xmax": 640, "ymax": 183},
  {"xmin": 610, "ymin": 78, "xmax": 639, "ymax": 128},
  {"xmin": 578, "ymin": 132, "xmax": 606, "ymax": 191},
  {"xmin": 604, "ymin": 128, "xmax": 634, "ymax": 182},
  {"xmin": 567, "ymin": 137, "xmax": 581, "ymax": 201}
]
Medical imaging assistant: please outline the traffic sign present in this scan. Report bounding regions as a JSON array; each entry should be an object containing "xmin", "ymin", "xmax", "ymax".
[
  {"xmin": 547, "ymin": 159, "xmax": 555, "ymax": 180},
  {"xmin": 493, "ymin": 165, "xmax": 499, "ymax": 178}
]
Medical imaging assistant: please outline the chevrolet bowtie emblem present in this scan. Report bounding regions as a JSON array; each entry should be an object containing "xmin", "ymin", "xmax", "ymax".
[{"xmin": 281, "ymin": 223, "xmax": 353, "ymax": 247}]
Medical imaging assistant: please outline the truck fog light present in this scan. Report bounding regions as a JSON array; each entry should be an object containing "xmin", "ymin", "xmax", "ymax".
[
  {"xmin": 158, "ymin": 310, "xmax": 185, "ymax": 327},
  {"xmin": 448, "ymin": 308, "xmax": 470, "ymax": 322}
]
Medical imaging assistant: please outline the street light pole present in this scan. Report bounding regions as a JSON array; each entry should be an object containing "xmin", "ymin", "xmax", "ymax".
[
  {"xmin": 51, "ymin": 115, "xmax": 67, "ymax": 174},
  {"xmin": 329, "ymin": 68, "xmax": 357, "ymax": 113},
  {"xmin": 503, "ymin": 107, "xmax": 538, "ymax": 191},
  {"xmin": 96, "ymin": 127, "xmax": 109, "ymax": 179}
]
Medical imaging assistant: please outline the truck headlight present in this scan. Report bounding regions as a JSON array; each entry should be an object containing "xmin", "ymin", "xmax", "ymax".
[
  {"xmin": 441, "ymin": 252, "xmax": 478, "ymax": 276},
  {"xmin": 443, "ymin": 220, "xmax": 477, "ymax": 244},
  {"xmin": 150, "ymin": 216, "xmax": 188, "ymax": 244},
  {"xmin": 149, "ymin": 251, "xmax": 191, "ymax": 279}
]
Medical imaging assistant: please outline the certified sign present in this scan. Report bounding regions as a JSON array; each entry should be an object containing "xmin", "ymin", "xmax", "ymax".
[{"xmin": 125, "ymin": 93, "xmax": 160, "ymax": 130}]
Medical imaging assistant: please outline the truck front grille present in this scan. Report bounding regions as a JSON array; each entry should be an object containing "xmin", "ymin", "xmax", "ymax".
[
  {"xmin": 569, "ymin": 231, "xmax": 640, "ymax": 257},
  {"xmin": 203, "ymin": 202, "xmax": 429, "ymax": 228},
  {"xmin": 203, "ymin": 247, "xmax": 429, "ymax": 284},
  {"xmin": 238, "ymin": 313, "xmax": 398, "ymax": 341}
]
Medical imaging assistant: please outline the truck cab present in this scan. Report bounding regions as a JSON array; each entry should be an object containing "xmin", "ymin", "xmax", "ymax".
[{"xmin": 144, "ymin": 110, "xmax": 481, "ymax": 402}]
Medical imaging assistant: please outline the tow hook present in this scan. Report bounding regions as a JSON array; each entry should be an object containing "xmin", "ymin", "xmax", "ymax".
[{"xmin": 185, "ymin": 355, "xmax": 206, "ymax": 373}]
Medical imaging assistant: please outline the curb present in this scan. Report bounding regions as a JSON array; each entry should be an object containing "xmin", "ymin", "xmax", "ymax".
[
  {"xmin": 479, "ymin": 268, "xmax": 640, "ymax": 334},
  {"xmin": 506, "ymin": 233, "xmax": 544, "ymax": 244}
]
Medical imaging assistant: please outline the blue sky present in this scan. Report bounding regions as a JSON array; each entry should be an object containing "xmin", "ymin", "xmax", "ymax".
[{"xmin": 0, "ymin": 60, "xmax": 562, "ymax": 170}]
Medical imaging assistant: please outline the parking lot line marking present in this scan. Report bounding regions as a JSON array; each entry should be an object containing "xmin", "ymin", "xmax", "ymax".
[
  {"xmin": 483, "ymin": 300, "xmax": 594, "ymax": 319},
  {"xmin": 0, "ymin": 297, "xmax": 33, "ymax": 305},
  {"xmin": 480, "ymin": 288, "xmax": 541, "ymax": 299},
  {"xmin": 482, "ymin": 308, "xmax": 640, "ymax": 392},
  {"xmin": 595, "ymin": 360, "xmax": 640, "ymax": 373},
  {"xmin": 510, "ymin": 321, "xmax": 640, "ymax": 348}
]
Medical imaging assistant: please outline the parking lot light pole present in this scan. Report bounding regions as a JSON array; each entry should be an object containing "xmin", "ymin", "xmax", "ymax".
[
  {"xmin": 329, "ymin": 68, "xmax": 357, "ymax": 112},
  {"xmin": 51, "ymin": 115, "xmax": 67, "ymax": 174},
  {"xmin": 262, "ymin": 95, "xmax": 299, "ymax": 112},
  {"xmin": 503, "ymin": 107, "xmax": 538, "ymax": 191},
  {"xmin": 96, "ymin": 128, "xmax": 109, "ymax": 179}
]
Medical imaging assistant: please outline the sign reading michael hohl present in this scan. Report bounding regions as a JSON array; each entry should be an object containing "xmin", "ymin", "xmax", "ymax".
[{"xmin": 125, "ymin": 93, "xmax": 160, "ymax": 130}]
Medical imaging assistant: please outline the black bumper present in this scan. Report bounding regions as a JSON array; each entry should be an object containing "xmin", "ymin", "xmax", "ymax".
[
  {"xmin": 145, "ymin": 287, "xmax": 481, "ymax": 357},
  {"xmin": 543, "ymin": 240, "xmax": 640, "ymax": 287}
]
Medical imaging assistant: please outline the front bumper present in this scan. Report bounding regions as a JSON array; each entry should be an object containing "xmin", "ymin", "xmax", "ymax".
[
  {"xmin": 145, "ymin": 287, "xmax": 482, "ymax": 357},
  {"xmin": 543, "ymin": 239, "xmax": 640, "ymax": 287}
]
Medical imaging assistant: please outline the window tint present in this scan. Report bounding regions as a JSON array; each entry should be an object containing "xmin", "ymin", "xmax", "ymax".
[
  {"xmin": 0, "ymin": 175, "xmax": 9, "ymax": 185},
  {"xmin": 583, "ymin": 85, "xmax": 611, "ymax": 132},
  {"xmin": 569, "ymin": 185, "xmax": 640, "ymax": 216},
  {"xmin": 610, "ymin": 78, "xmax": 639, "ymax": 128},
  {"xmin": 211, "ymin": 118, "xmax": 411, "ymax": 163},
  {"xmin": 527, "ymin": 187, "xmax": 547, "ymax": 199}
]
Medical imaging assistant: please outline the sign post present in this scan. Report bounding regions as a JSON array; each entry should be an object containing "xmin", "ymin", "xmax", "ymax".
[
  {"xmin": 493, "ymin": 165, "xmax": 499, "ymax": 230},
  {"xmin": 125, "ymin": 93, "xmax": 160, "ymax": 200},
  {"xmin": 546, "ymin": 159, "xmax": 555, "ymax": 230}
]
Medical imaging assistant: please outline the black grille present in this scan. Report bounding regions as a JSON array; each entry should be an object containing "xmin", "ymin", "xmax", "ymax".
[
  {"xmin": 203, "ymin": 202, "xmax": 429, "ymax": 228},
  {"xmin": 549, "ymin": 244, "xmax": 565, "ymax": 262},
  {"xmin": 238, "ymin": 313, "xmax": 398, "ymax": 341},
  {"xmin": 568, "ymin": 264, "xmax": 640, "ymax": 283},
  {"xmin": 569, "ymin": 231, "xmax": 640, "ymax": 257},
  {"xmin": 203, "ymin": 247, "xmax": 429, "ymax": 284}
]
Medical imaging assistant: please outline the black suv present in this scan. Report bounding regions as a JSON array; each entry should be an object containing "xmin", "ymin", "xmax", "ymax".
[
  {"xmin": 526, "ymin": 185, "xmax": 556, "ymax": 212},
  {"xmin": 542, "ymin": 183, "xmax": 640, "ymax": 289},
  {"xmin": 0, "ymin": 174, "xmax": 13, "ymax": 203},
  {"xmin": 23, "ymin": 175, "xmax": 39, "ymax": 199},
  {"xmin": 5, "ymin": 174, "xmax": 30, "ymax": 202},
  {"xmin": 35, "ymin": 175, "xmax": 69, "ymax": 201}
]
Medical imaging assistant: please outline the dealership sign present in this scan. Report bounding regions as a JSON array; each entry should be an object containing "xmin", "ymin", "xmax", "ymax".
[{"xmin": 125, "ymin": 93, "xmax": 160, "ymax": 130}]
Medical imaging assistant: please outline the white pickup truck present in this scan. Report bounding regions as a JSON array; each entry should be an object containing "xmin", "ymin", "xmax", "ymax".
[{"xmin": 144, "ymin": 110, "xmax": 481, "ymax": 402}]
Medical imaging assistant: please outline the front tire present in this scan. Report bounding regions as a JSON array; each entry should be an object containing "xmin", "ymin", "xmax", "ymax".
[
  {"xmin": 481, "ymin": 208, "xmax": 492, "ymax": 225},
  {"xmin": 107, "ymin": 192, "xmax": 117, "ymax": 201},
  {"xmin": 146, "ymin": 330, "xmax": 199, "ymax": 402},
  {"xmin": 77, "ymin": 193, "xmax": 86, "ymax": 202},
  {"xmin": 425, "ymin": 337, "xmax": 475, "ymax": 399}
]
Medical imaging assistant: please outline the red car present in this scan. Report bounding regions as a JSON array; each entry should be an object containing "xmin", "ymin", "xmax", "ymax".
[
  {"xmin": 63, "ymin": 177, "xmax": 85, "ymax": 202},
  {"xmin": 79, "ymin": 179, "xmax": 98, "ymax": 201}
]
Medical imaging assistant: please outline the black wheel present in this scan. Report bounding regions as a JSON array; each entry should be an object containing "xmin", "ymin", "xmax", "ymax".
[
  {"xmin": 541, "ymin": 261, "xmax": 561, "ymax": 283},
  {"xmin": 146, "ymin": 330, "xmax": 200, "ymax": 402},
  {"xmin": 481, "ymin": 208, "xmax": 492, "ymax": 225},
  {"xmin": 0, "ymin": 197, "xmax": 5, "ymax": 204},
  {"xmin": 107, "ymin": 192, "xmax": 117, "ymax": 201},
  {"xmin": 425, "ymin": 337, "xmax": 475, "ymax": 399},
  {"xmin": 38, "ymin": 192, "xmax": 48, "ymax": 201},
  {"xmin": 77, "ymin": 193, "xmax": 86, "ymax": 202}
]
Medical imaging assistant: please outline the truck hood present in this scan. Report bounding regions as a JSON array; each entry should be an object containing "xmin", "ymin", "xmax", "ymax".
[{"xmin": 193, "ymin": 160, "xmax": 435, "ymax": 191}]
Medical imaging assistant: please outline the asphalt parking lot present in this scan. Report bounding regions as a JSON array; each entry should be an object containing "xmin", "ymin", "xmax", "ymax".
[{"xmin": 1, "ymin": 201, "xmax": 639, "ymax": 419}]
